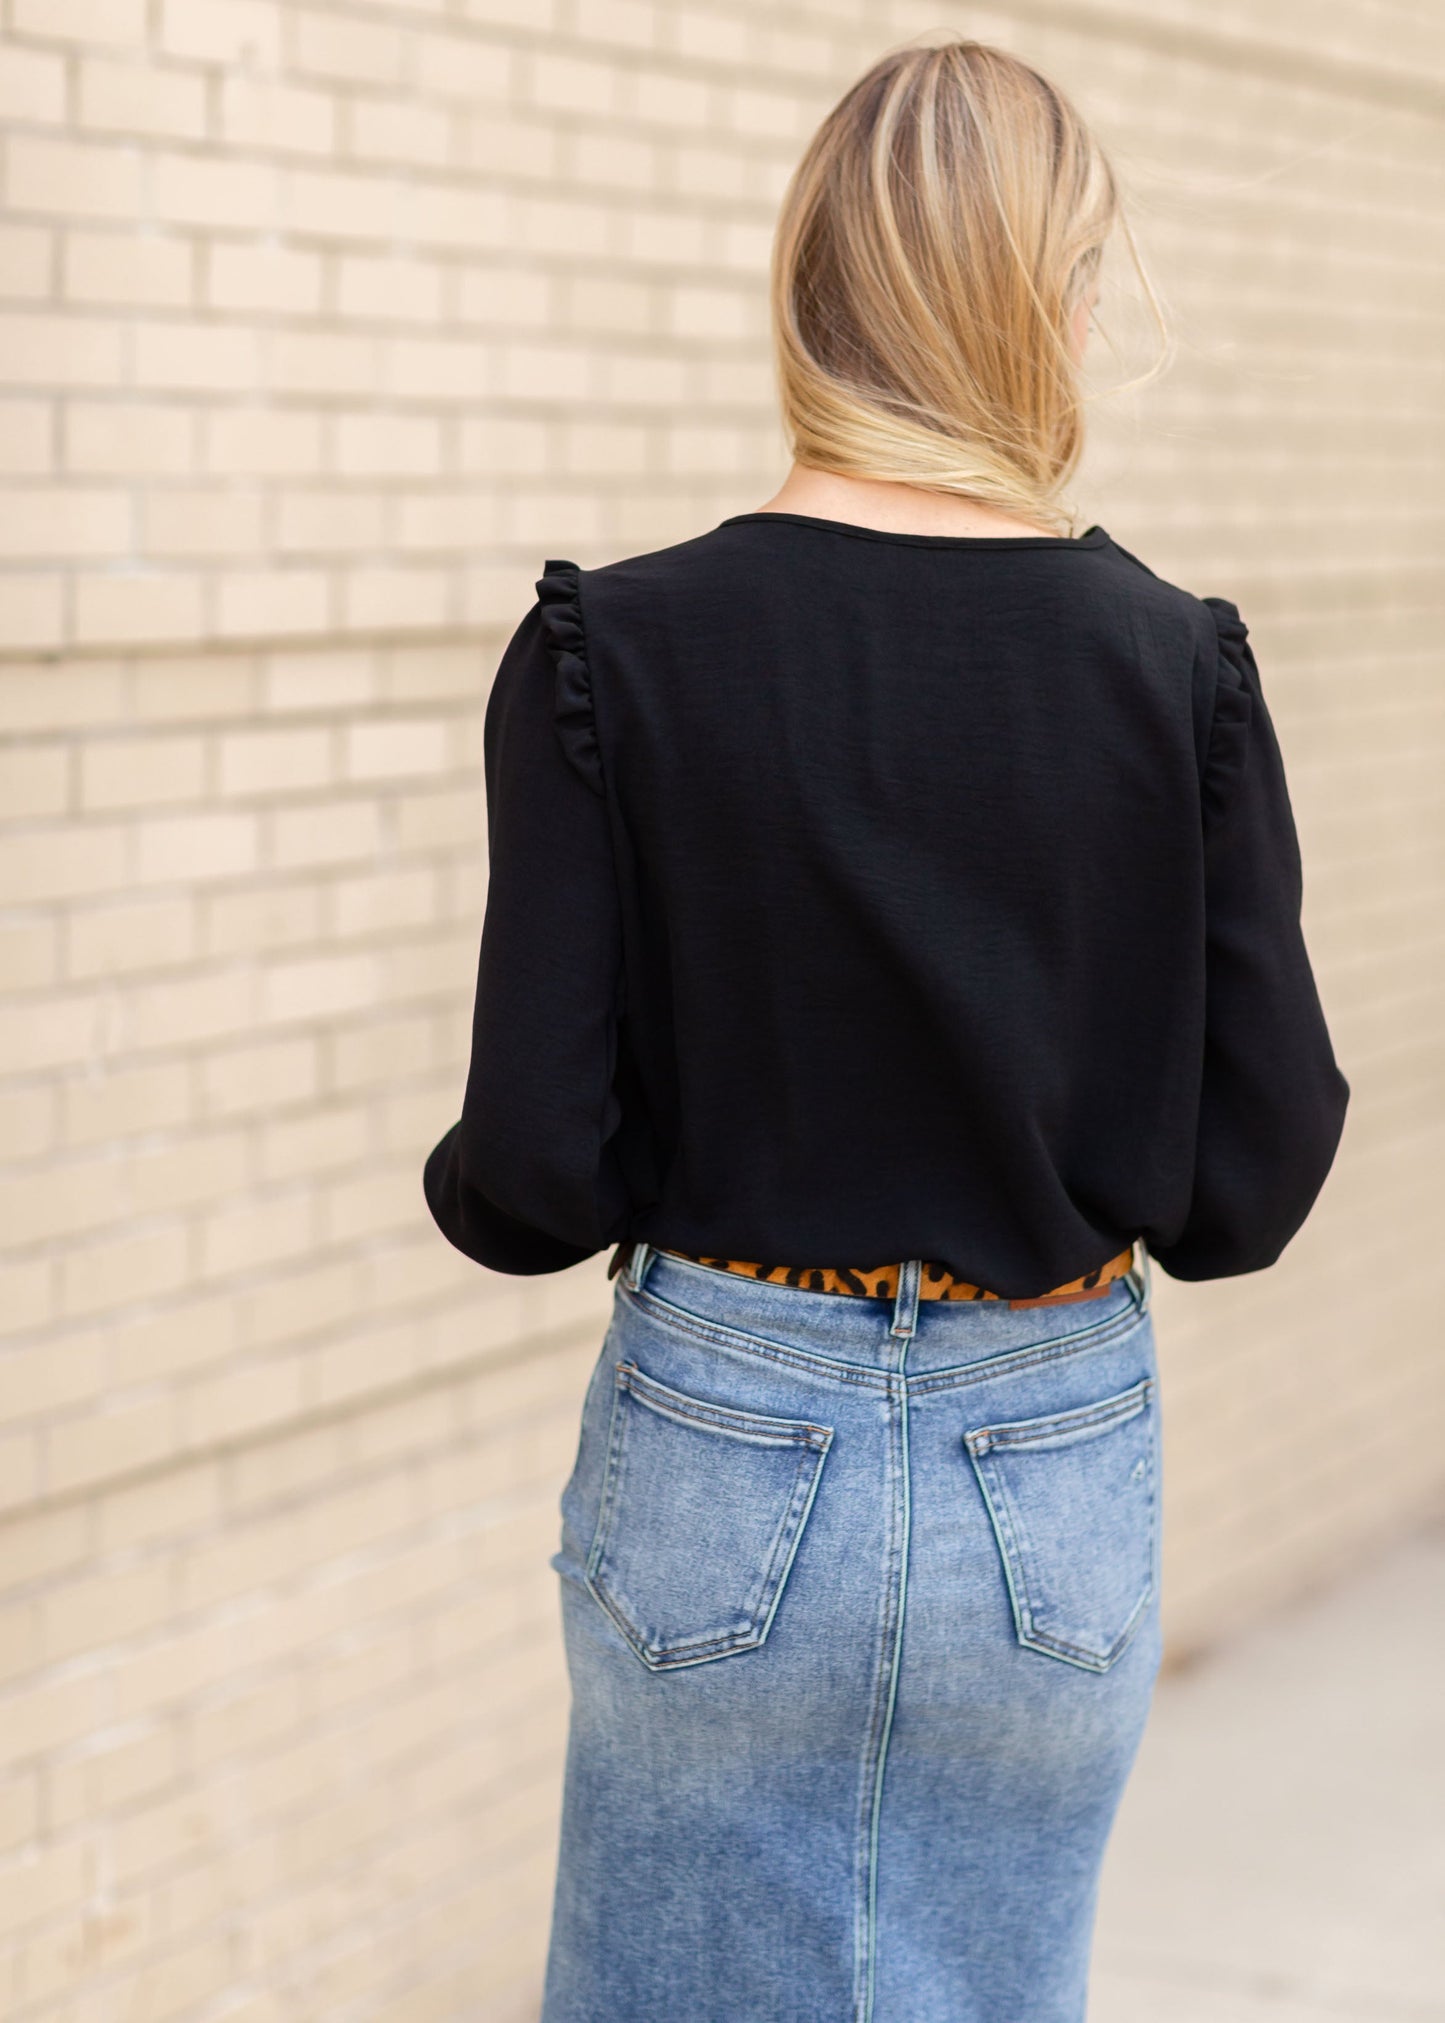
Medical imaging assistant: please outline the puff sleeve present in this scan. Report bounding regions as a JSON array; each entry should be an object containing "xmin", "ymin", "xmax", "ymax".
[
  {"xmin": 422, "ymin": 561, "xmax": 630, "ymax": 1273},
  {"xmin": 1149, "ymin": 598, "xmax": 1350, "ymax": 1280}
]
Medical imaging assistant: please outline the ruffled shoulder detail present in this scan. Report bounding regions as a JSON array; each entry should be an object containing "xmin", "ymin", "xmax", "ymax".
[
  {"xmin": 1200, "ymin": 595, "xmax": 1256, "ymax": 828},
  {"xmin": 535, "ymin": 558, "xmax": 605, "ymax": 796}
]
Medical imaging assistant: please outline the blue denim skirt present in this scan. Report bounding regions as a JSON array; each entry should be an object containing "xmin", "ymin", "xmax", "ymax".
[{"xmin": 542, "ymin": 1243, "xmax": 1162, "ymax": 2023}]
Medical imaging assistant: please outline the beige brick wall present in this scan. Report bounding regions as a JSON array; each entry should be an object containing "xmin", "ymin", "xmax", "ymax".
[{"xmin": 1, "ymin": 1, "xmax": 1441, "ymax": 2016}]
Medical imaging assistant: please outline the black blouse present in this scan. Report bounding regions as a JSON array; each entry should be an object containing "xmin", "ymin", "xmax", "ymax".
[{"xmin": 423, "ymin": 512, "xmax": 1349, "ymax": 1295}]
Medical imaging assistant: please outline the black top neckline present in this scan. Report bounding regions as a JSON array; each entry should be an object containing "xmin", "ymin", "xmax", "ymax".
[{"xmin": 717, "ymin": 510, "xmax": 1109, "ymax": 551}]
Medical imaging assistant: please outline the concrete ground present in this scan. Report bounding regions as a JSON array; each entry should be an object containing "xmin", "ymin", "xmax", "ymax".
[{"xmin": 1088, "ymin": 1525, "xmax": 1445, "ymax": 2022}]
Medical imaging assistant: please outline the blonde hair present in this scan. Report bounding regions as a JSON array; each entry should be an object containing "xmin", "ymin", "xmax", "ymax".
[{"xmin": 770, "ymin": 40, "xmax": 1169, "ymax": 535}]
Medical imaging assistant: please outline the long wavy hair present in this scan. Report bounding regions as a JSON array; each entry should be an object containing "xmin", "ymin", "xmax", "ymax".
[{"xmin": 770, "ymin": 40, "xmax": 1170, "ymax": 535}]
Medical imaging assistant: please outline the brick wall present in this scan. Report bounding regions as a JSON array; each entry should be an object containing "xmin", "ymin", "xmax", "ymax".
[{"xmin": 1, "ymin": 2, "xmax": 1441, "ymax": 2016}]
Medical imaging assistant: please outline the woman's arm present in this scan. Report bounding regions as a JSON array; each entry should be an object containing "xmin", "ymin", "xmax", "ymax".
[
  {"xmin": 423, "ymin": 568, "xmax": 630, "ymax": 1274},
  {"xmin": 1148, "ymin": 599, "xmax": 1350, "ymax": 1279}
]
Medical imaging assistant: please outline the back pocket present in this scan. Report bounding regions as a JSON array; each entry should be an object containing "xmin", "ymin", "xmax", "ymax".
[
  {"xmin": 586, "ymin": 1359, "xmax": 833, "ymax": 1672},
  {"xmin": 964, "ymin": 1375, "xmax": 1157, "ymax": 1674}
]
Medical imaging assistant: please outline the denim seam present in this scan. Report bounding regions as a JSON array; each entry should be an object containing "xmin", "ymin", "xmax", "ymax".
[
  {"xmin": 852, "ymin": 1383, "xmax": 893, "ymax": 2019},
  {"xmin": 906, "ymin": 1312, "xmax": 1146, "ymax": 1394},
  {"xmin": 851, "ymin": 1386, "xmax": 892, "ymax": 2015},
  {"xmin": 618, "ymin": 1276, "xmax": 1144, "ymax": 1394},
  {"xmin": 584, "ymin": 1368, "xmax": 629, "ymax": 1591},
  {"xmin": 857, "ymin": 1357, "xmax": 911, "ymax": 2023}
]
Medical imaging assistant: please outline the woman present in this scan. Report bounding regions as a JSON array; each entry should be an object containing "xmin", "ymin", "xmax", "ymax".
[{"xmin": 424, "ymin": 39, "xmax": 1349, "ymax": 2023}]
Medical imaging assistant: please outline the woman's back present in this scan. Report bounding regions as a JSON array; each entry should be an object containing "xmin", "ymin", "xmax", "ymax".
[{"xmin": 424, "ymin": 509, "xmax": 1348, "ymax": 1296}]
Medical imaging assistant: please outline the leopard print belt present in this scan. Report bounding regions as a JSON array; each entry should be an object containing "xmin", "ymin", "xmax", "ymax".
[{"xmin": 611, "ymin": 1241, "xmax": 1138, "ymax": 1310}]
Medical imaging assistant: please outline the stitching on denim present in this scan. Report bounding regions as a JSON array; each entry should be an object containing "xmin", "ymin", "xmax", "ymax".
[
  {"xmin": 586, "ymin": 1371, "xmax": 833, "ymax": 1671},
  {"xmin": 756, "ymin": 1426, "xmax": 832, "ymax": 1651},
  {"xmin": 605, "ymin": 1440, "xmax": 823, "ymax": 1668},
  {"xmin": 584, "ymin": 1365, "xmax": 627, "ymax": 1590},
  {"xmin": 619, "ymin": 1275, "xmax": 1143, "ymax": 1393},
  {"xmin": 621, "ymin": 1280, "xmax": 887, "ymax": 1387},
  {"xmin": 889, "ymin": 1257, "xmax": 920, "ymax": 1338},
  {"xmin": 1023, "ymin": 1578, "xmax": 1153, "ymax": 1670},
  {"xmin": 969, "ymin": 1376, "xmax": 1153, "ymax": 1451},
  {"xmin": 617, "ymin": 1359, "xmax": 832, "ymax": 1445},
  {"xmin": 860, "ymin": 1354, "xmax": 911, "ymax": 2023},
  {"xmin": 909, "ymin": 1313, "xmax": 1147, "ymax": 1394},
  {"xmin": 968, "ymin": 1447, "xmax": 1039, "ymax": 1647},
  {"xmin": 727, "ymin": 1441, "xmax": 830, "ymax": 1658},
  {"xmin": 850, "ymin": 1378, "xmax": 895, "ymax": 2016},
  {"xmin": 967, "ymin": 1383, "xmax": 1160, "ymax": 1673}
]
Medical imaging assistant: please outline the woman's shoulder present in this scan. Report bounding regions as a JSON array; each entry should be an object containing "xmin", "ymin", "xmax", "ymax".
[
  {"xmin": 538, "ymin": 522, "xmax": 797, "ymax": 662},
  {"xmin": 564, "ymin": 518, "xmax": 775, "ymax": 600},
  {"xmin": 1094, "ymin": 541, "xmax": 1266, "ymax": 817},
  {"xmin": 1089, "ymin": 533, "xmax": 1225, "ymax": 637},
  {"xmin": 1089, "ymin": 539, "xmax": 1264, "ymax": 745}
]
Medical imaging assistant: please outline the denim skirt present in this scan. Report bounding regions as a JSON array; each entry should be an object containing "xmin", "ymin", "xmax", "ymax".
[{"xmin": 541, "ymin": 1242, "xmax": 1162, "ymax": 2023}]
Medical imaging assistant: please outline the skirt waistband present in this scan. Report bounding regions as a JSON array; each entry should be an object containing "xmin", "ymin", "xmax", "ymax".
[{"xmin": 609, "ymin": 1241, "xmax": 1137, "ymax": 1310}]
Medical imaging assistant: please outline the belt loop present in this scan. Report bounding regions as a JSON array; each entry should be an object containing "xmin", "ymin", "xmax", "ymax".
[
  {"xmin": 622, "ymin": 1240, "xmax": 654, "ymax": 1293},
  {"xmin": 1130, "ymin": 1237, "xmax": 1153, "ymax": 1312},
  {"xmin": 890, "ymin": 1258, "xmax": 922, "ymax": 1340}
]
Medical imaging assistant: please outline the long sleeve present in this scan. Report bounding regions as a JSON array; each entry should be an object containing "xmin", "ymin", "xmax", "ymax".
[
  {"xmin": 422, "ymin": 561, "xmax": 630, "ymax": 1274},
  {"xmin": 1149, "ymin": 598, "xmax": 1350, "ymax": 1280}
]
